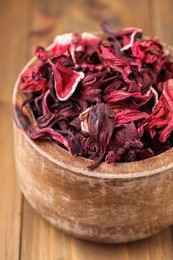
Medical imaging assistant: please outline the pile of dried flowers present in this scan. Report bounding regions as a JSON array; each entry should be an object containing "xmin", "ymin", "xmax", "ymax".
[{"xmin": 19, "ymin": 23, "xmax": 173, "ymax": 168}]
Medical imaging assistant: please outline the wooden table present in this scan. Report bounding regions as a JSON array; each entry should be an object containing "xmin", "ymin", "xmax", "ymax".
[{"xmin": 1, "ymin": 0, "xmax": 173, "ymax": 259}]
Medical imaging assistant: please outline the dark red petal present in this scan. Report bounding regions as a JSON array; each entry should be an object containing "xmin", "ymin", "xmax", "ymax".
[
  {"xmin": 141, "ymin": 79, "xmax": 173, "ymax": 142},
  {"xmin": 29, "ymin": 127, "xmax": 70, "ymax": 148},
  {"xmin": 37, "ymin": 113, "xmax": 56, "ymax": 128},
  {"xmin": 86, "ymin": 103, "xmax": 115, "ymax": 169},
  {"xmin": 106, "ymin": 122, "xmax": 143, "ymax": 163},
  {"xmin": 28, "ymin": 127, "xmax": 80, "ymax": 155}
]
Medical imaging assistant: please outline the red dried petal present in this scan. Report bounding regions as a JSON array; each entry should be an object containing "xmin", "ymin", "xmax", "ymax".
[
  {"xmin": 50, "ymin": 33, "xmax": 75, "ymax": 55},
  {"xmin": 104, "ymin": 88, "xmax": 152, "ymax": 109},
  {"xmin": 37, "ymin": 113, "xmax": 56, "ymax": 128},
  {"xmin": 28, "ymin": 127, "xmax": 80, "ymax": 155},
  {"xmin": 116, "ymin": 109, "xmax": 149, "ymax": 125},
  {"xmin": 51, "ymin": 32, "xmax": 101, "ymax": 65},
  {"xmin": 132, "ymin": 38, "xmax": 163, "ymax": 66},
  {"xmin": 20, "ymin": 66, "xmax": 48, "ymax": 93},
  {"xmin": 42, "ymin": 90, "xmax": 51, "ymax": 114},
  {"xmin": 87, "ymin": 103, "xmax": 115, "ymax": 168},
  {"xmin": 29, "ymin": 127, "xmax": 70, "ymax": 148},
  {"xmin": 106, "ymin": 122, "xmax": 143, "ymax": 163},
  {"xmin": 79, "ymin": 32, "xmax": 101, "ymax": 56},
  {"xmin": 121, "ymin": 28, "xmax": 142, "ymax": 51},
  {"xmin": 142, "ymin": 79, "xmax": 173, "ymax": 142},
  {"xmin": 101, "ymin": 22, "xmax": 142, "ymax": 54},
  {"xmin": 48, "ymin": 59, "xmax": 84, "ymax": 101},
  {"xmin": 98, "ymin": 45, "xmax": 131, "ymax": 82},
  {"xmin": 35, "ymin": 46, "xmax": 49, "ymax": 61},
  {"xmin": 79, "ymin": 107, "xmax": 92, "ymax": 132}
]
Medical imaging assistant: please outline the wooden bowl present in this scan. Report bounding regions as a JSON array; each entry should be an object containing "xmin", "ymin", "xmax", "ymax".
[{"xmin": 13, "ymin": 45, "xmax": 173, "ymax": 244}]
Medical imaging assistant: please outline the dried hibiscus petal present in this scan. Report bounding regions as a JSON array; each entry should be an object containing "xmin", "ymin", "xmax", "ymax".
[
  {"xmin": 101, "ymin": 22, "xmax": 142, "ymax": 54},
  {"xmin": 48, "ymin": 58, "xmax": 84, "ymax": 101},
  {"xmin": 115, "ymin": 109, "xmax": 149, "ymax": 125},
  {"xmin": 79, "ymin": 107, "xmax": 92, "ymax": 132},
  {"xmin": 106, "ymin": 122, "xmax": 143, "ymax": 163},
  {"xmin": 121, "ymin": 28, "xmax": 142, "ymax": 51},
  {"xmin": 28, "ymin": 127, "xmax": 81, "ymax": 155},
  {"xmin": 103, "ymin": 88, "xmax": 153, "ymax": 109},
  {"xmin": 20, "ymin": 66, "xmax": 48, "ymax": 93},
  {"xmin": 142, "ymin": 79, "xmax": 173, "ymax": 142},
  {"xmin": 98, "ymin": 44, "xmax": 131, "ymax": 82},
  {"xmin": 50, "ymin": 33, "xmax": 75, "ymax": 56},
  {"xmin": 131, "ymin": 38, "xmax": 164, "ymax": 67},
  {"xmin": 86, "ymin": 103, "xmax": 115, "ymax": 168}
]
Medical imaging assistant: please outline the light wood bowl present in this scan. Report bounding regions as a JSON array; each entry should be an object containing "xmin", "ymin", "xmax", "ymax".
[{"xmin": 13, "ymin": 42, "xmax": 173, "ymax": 244}]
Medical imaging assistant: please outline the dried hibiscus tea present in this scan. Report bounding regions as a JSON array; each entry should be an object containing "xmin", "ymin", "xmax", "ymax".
[{"xmin": 19, "ymin": 23, "xmax": 173, "ymax": 169}]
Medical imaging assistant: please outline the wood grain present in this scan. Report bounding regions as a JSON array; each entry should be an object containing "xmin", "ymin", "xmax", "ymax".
[
  {"xmin": 0, "ymin": 0, "xmax": 32, "ymax": 259},
  {"xmin": 21, "ymin": 202, "xmax": 173, "ymax": 260},
  {"xmin": 0, "ymin": 0, "xmax": 173, "ymax": 258},
  {"xmin": 152, "ymin": 0, "xmax": 173, "ymax": 45},
  {"xmin": 0, "ymin": 102, "xmax": 21, "ymax": 260}
]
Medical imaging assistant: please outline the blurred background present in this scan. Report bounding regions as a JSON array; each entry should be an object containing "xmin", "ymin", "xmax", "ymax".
[{"xmin": 0, "ymin": 0, "xmax": 173, "ymax": 259}]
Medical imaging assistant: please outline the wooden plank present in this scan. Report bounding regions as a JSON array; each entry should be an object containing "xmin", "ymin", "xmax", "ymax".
[
  {"xmin": 22, "ymin": 201, "xmax": 173, "ymax": 260},
  {"xmin": 20, "ymin": 0, "xmax": 173, "ymax": 259},
  {"xmin": 57, "ymin": 228, "xmax": 173, "ymax": 260},
  {"xmin": 0, "ymin": 100, "xmax": 22, "ymax": 260},
  {"xmin": 151, "ymin": 0, "xmax": 173, "ymax": 251},
  {"xmin": 0, "ymin": 0, "xmax": 33, "ymax": 259},
  {"xmin": 151, "ymin": 0, "xmax": 173, "ymax": 45},
  {"xmin": 21, "ymin": 200, "xmax": 72, "ymax": 260}
]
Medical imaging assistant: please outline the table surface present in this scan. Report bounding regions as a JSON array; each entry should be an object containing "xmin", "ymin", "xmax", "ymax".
[{"xmin": 1, "ymin": 0, "xmax": 173, "ymax": 259}]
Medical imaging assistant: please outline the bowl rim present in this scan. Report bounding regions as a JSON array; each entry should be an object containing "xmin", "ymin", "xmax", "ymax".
[{"xmin": 12, "ymin": 39, "xmax": 173, "ymax": 180}]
